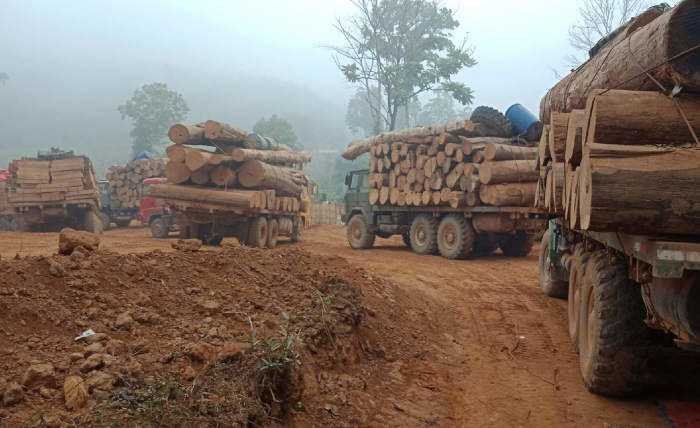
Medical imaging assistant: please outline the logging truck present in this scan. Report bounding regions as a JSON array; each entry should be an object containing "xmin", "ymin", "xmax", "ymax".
[{"xmin": 343, "ymin": 169, "xmax": 546, "ymax": 259}]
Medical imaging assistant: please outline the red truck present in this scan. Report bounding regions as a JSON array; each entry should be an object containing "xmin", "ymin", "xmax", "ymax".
[{"xmin": 140, "ymin": 177, "xmax": 177, "ymax": 238}]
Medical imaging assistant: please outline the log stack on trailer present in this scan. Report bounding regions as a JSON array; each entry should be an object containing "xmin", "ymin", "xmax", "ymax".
[
  {"xmin": 6, "ymin": 150, "xmax": 102, "ymax": 233},
  {"xmin": 105, "ymin": 158, "xmax": 166, "ymax": 209},
  {"xmin": 535, "ymin": 0, "xmax": 700, "ymax": 398},
  {"xmin": 341, "ymin": 114, "xmax": 547, "ymax": 259},
  {"xmin": 148, "ymin": 120, "xmax": 311, "ymax": 246}
]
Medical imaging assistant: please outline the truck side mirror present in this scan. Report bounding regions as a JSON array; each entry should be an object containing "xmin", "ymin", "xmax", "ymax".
[{"xmin": 344, "ymin": 174, "xmax": 352, "ymax": 187}]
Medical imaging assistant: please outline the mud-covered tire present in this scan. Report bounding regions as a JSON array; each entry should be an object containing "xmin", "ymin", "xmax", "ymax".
[
  {"xmin": 410, "ymin": 214, "xmax": 438, "ymax": 255},
  {"xmin": 82, "ymin": 210, "xmax": 103, "ymax": 235},
  {"xmin": 150, "ymin": 217, "xmax": 168, "ymax": 238},
  {"xmin": 291, "ymin": 217, "xmax": 304, "ymax": 243},
  {"xmin": 567, "ymin": 244, "xmax": 591, "ymax": 352},
  {"xmin": 402, "ymin": 232, "xmax": 411, "ymax": 247},
  {"xmin": 267, "ymin": 217, "xmax": 279, "ymax": 249},
  {"xmin": 471, "ymin": 106, "xmax": 515, "ymax": 138},
  {"xmin": 538, "ymin": 230, "xmax": 568, "ymax": 297},
  {"xmin": 99, "ymin": 212, "xmax": 111, "ymax": 231},
  {"xmin": 346, "ymin": 214, "xmax": 375, "ymax": 249},
  {"xmin": 437, "ymin": 215, "xmax": 475, "ymax": 259},
  {"xmin": 500, "ymin": 230, "xmax": 534, "ymax": 257},
  {"xmin": 248, "ymin": 217, "xmax": 268, "ymax": 248},
  {"xmin": 578, "ymin": 250, "xmax": 647, "ymax": 396}
]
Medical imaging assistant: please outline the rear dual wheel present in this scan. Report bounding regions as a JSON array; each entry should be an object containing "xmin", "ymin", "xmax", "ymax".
[{"xmin": 410, "ymin": 214, "xmax": 438, "ymax": 255}]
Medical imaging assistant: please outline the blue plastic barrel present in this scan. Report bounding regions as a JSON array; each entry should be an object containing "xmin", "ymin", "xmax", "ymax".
[{"xmin": 506, "ymin": 103, "xmax": 543, "ymax": 141}]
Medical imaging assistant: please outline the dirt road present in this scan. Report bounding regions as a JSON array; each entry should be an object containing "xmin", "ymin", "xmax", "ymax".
[{"xmin": 0, "ymin": 225, "xmax": 674, "ymax": 426}]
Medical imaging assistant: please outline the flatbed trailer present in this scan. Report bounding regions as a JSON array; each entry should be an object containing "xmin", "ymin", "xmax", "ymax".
[
  {"xmin": 539, "ymin": 218, "xmax": 700, "ymax": 396},
  {"xmin": 343, "ymin": 169, "xmax": 547, "ymax": 259},
  {"xmin": 157, "ymin": 199, "xmax": 304, "ymax": 247}
]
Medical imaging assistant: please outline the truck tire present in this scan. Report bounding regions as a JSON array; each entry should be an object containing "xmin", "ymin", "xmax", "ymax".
[
  {"xmin": 99, "ymin": 212, "xmax": 111, "ymax": 231},
  {"xmin": 470, "ymin": 106, "xmax": 515, "ymax": 138},
  {"xmin": 82, "ymin": 210, "xmax": 103, "ymax": 235},
  {"xmin": 402, "ymin": 232, "xmax": 411, "ymax": 247},
  {"xmin": 567, "ymin": 244, "xmax": 591, "ymax": 352},
  {"xmin": 115, "ymin": 219, "xmax": 131, "ymax": 228},
  {"xmin": 538, "ymin": 230, "xmax": 568, "ymax": 298},
  {"xmin": 578, "ymin": 250, "xmax": 647, "ymax": 396},
  {"xmin": 248, "ymin": 216, "xmax": 268, "ymax": 248},
  {"xmin": 410, "ymin": 214, "xmax": 438, "ymax": 255},
  {"xmin": 347, "ymin": 214, "xmax": 375, "ymax": 249},
  {"xmin": 291, "ymin": 216, "xmax": 304, "ymax": 243},
  {"xmin": 267, "ymin": 217, "xmax": 279, "ymax": 248},
  {"xmin": 499, "ymin": 230, "xmax": 534, "ymax": 257},
  {"xmin": 150, "ymin": 217, "xmax": 168, "ymax": 238},
  {"xmin": 437, "ymin": 215, "xmax": 475, "ymax": 259}
]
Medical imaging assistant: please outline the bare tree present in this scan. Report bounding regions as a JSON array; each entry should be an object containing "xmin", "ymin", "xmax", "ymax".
[{"xmin": 566, "ymin": 0, "xmax": 650, "ymax": 67}]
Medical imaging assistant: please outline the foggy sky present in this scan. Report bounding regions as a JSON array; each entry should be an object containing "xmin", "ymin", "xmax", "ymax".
[{"xmin": 1, "ymin": 0, "xmax": 585, "ymax": 173}]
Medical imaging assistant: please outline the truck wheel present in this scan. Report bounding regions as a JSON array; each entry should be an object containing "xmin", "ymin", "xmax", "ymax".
[
  {"xmin": 291, "ymin": 216, "xmax": 304, "ymax": 243},
  {"xmin": 402, "ymin": 232, "xmax": 411, "ymax": 247},
  {"xmin": 83, "ymin": 211, "xmax": 103, "ymax": 235},
  {"xmin": 150, "ymin": 217, "xmax": 168, "ymax": 238},
  {"xmin": 410, "ymin": 214, "xmax": 438, "ymax": 255},
  {"xmin": 578, "ymin": 250, "xmax": 647, "ymax": 396},
  {"xmin": 347, "ymin": 214, "xmax": 375, "ymax": 249},
  {"xmin": 538, "ymin": 230, "xmax": 568, "ymax": 298},
  {"xmin": 248, "ymin": 217, "xmax": 268, "ymax": 248},
  {"xmin": 99, "ymin": 212, "xmax": 111, "ymax": 230},
  {"xmin": 437, "ymin": 215, "xmax": 475, "ymax": 259},
  {"xmin": 115, "ymin": 219, "xmax": 131, "ymax": 228},
  {"xmin": 267, "ymin": 218, "xmax": 279, "ymax": 248},
  {"xmin": 567, "ymin": 244, "xmax": 591, "ymax": 352},
  {"xmin": 499, "ymin": 230, "xmax": 534, "ymax": 257}
]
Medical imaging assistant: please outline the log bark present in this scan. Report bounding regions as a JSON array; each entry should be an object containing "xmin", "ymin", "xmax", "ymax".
[
  {"xmin": 168, "ymin": 123, "xmax": 205, "ymax": 145},
  {"xmin": 185, "ymin": 148, "xmax": 225, "ymax": 172},
  {"xmin": 540, "ymin": 0, "xmax": 700, "ymax": 122},
  {"xmin": 579, "ymin": 148, "xmax": 700, "ymax": 235},
  {"xmin": 229, "ymin": 148, "xmax": 311, "ymax": 164},
  {"xmin": 538, "ymin": 125, "xmax": 550, "ymax": 166},
  {"xmin": 484, "ymin": 143, "xmax": 537, "ymax": 161},
  {"xmin": 583, "ymin": 90, "xmax": 700, "ymax": 147},
  {"xmin": 478, "ymin": 160, "xmax": 538, "ymax": 184},
  {"xmin": 548, "ymin": 112, "xmax": 570, "ymax": 161},
  {"xmin": 472, "ymin": 214, "xmax": 515, "ymax": 233},
  {"xmin": 237, "ymin": 160, "xmax": 304, "ymax": 196},
  {"xmin": 479, "ymin": 182, "xmax": 537, "ymax": 206}
]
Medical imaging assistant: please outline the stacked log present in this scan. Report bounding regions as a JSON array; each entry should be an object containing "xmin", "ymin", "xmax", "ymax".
[
  {"xmin": 537, "ymin": 89, "xmax": 700, "ymax": 235},
  {"xmin": 161, "ymin": 120, "xmax": 311, "ymax": 213},
  {"xmin": 359, "ymin": 124, "xmax": 538, "ymax": 208},
  {"xmin": 8, "ymin": 156, "xmax": 99, "ymax": 208},
  {"xmin": 105, "ymin": 158, "xmax": 167, "ymax": 208}
]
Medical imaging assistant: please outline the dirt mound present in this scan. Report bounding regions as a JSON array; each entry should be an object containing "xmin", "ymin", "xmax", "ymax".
[{"xmin": 0, "ymin": 242, "xmax": 397, "ymax": 426}]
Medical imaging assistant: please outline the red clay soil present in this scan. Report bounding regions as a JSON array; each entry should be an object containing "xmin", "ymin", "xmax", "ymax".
[{"xmin": 0, "ymin": 225, "xmax": 692, "ymax": 426}]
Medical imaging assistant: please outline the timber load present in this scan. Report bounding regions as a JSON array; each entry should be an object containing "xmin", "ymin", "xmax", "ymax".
[
  {"xmin": 105, "ymin": 158, "xmax": 166, "ymax": 208},
  {"xmin": 536, "ymin": 89, "xmax": 700, "ymax": 235},
  {"xmin": 7, "ymin": 155, "xmax": 100, "ymax": 208},
  {"xmin": 540, "ymin": 0, "xmax": 700, "ymax": 123},
  {"xmin": 345, "ymin": 118, "xmax": 539, "ymax": 208},
  {"xmin": 159, "ymin": 120, "xmax": 311, "ymax": 214}
]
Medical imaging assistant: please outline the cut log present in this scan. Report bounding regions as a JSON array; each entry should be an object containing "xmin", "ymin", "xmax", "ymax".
[
  {"xmin": 379, "ymin": 186, "xmax": 390, "ymax": 205},
  {"xmin": 478, "ymin": 160, "xmax": 538, "ymax": 184},
  {"xmin": 204, "ymin": 120, "xmax": 248, "ymax": 143},
  {"xmin": 149, "ymin": 184, "xmax": 261, "ymax": 209},
  {"xmin": 564, "ymin": 110, "xmax": 586, "ymax": 168},
  {"xmin": 190, "ymin": 165, "xmax": 213, "ymax": 185},
  {"xmin": 210, "ymin": 165, "xmax": 237, "ymax": 187},
  {"xmin": 448, "ymin": 191, "xmax": 467, "ymax": 208},
  {"xmin": 466, "ymin": 191, "xmax": 480, "ymax": 207},
  {"xmin": 583, "ymin": 90, "xmax": 700, "ymax": 147},
  {"xmin": 369, "ymin": 189, "xmax": 379, "ymax": 204},
  {"xmin": 165, "ymin": 161, "xmax": 191, "ymax": 184},
  {"xmin": 342, "ymin": 120, "xmax": 477, "ymax": 160},
  {"xmin": 548, "ymin": 112, "xmax": 570, "ymax": 161},
  {"xmin": 538, "ymin": 125, "xmax": 550, "ymax": 166},
  {"xmin": 185, "ymin": 148, "xmax": 223, "ymax": 172},
  {"xmin": 479, "ymin": 182, "xmax": 537, "ymax": 206},
  {"xmin": 422, "ymin": 190, "xmax": 432, "ymax": 205},
  {"xmin": 579, "ymin": 148, "xmax": 700, "ymax": 235},
  {"xmin": 237, "ymin": 160, "xmax": 304, "ymax": 196},
  {"xmin": 168, "ymin": 123, "xmax": 205, "ymax": 145},
  {"xmin": 430, "ymin": 170, "xmax": 444, "ymax": 190},
  {"xmin": 472, "ymin": 214, "xmax": 515, "ymax": 233},
  {"xmin": 229, "ymin": 148, "xmax": 311, "ymax": 164},
  {"xmin": 166, "ymin": 144, "xmax": 187, "ymax": 163},
  {"xmin": 540, "ymin": 0, "xmax": 700, "ymax": 122},
  {"xmin": 483, "ymin": 143, "xmax": 537, "ymax": 161},
  {"xmin": 390, "ymin": 188, "xmax": 400, "ymax": 205}
]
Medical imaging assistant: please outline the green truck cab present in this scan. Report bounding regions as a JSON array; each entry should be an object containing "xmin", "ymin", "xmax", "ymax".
[{"xmin": 343, "ymin": 169, "xmax": 546, "ymax": 259}]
